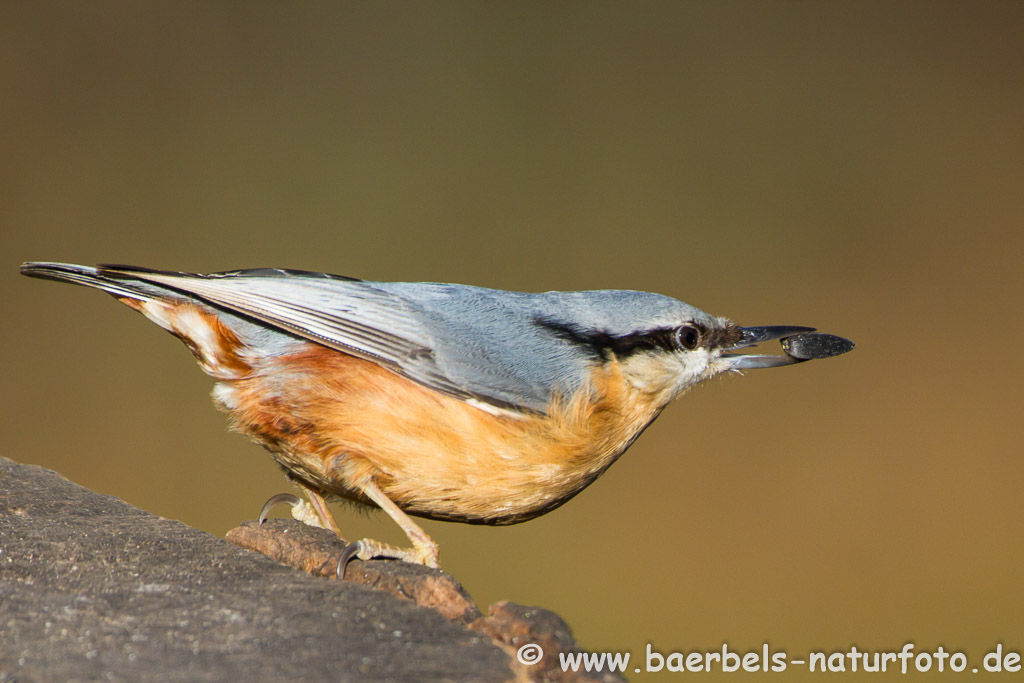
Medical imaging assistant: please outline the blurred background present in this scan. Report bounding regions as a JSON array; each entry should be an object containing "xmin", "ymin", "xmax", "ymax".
[{"xmin": 2, "ymin": 2, "xmax": 1022, "ymax": 679}]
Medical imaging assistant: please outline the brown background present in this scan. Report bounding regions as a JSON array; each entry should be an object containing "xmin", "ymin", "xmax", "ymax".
[{"xmin": 3, "ymin": 2, "xmax": 1022, "ymax": 680}]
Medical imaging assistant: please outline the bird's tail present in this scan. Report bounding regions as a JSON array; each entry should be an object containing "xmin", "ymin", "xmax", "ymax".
[
  {"xmin": 20, "ymin": 262, "xmax": 175, "ymax": 302},
  {"xmin": 21, "ymin": 262, "xmax": 254, "ymax": 380}
]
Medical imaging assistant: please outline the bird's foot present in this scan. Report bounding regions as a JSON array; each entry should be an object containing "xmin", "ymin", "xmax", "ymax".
[
  {"xmin": 336, "ymin": 537, "xmax": 440, "ymax": 578},
  {"xmin": 259, "ymin": 492, "xmax": 346, "ymax": 539}
]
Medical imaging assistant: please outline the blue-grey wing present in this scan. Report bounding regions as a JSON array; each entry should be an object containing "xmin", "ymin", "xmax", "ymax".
[{"xmin": 112, "ymin": 268, "xmax": 587, "ymax": 412}]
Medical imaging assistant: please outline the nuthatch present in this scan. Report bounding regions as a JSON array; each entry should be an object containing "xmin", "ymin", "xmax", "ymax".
[{"xmin": 21, "ymin": 262, "xmax": 853, "ymax": 573}]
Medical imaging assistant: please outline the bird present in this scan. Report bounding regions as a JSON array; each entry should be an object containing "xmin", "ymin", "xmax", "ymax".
[{"xmin": 20, "ymin": 262, "xmax": 853, "ymax": 573}]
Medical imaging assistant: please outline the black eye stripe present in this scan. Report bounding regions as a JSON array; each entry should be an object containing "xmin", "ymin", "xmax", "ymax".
[{"xmin": 533, "ymin": 317, "xmax": 735, "ymax": 360}]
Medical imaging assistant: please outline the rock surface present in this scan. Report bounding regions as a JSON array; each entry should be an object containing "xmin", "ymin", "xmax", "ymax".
[{"xmin": 0, "ymin": 457, "xmax": 623, "ymax": 682}]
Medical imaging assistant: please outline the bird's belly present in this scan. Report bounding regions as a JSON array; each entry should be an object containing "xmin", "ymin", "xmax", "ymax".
[{"xmin": 215, "ymin": 344, "xmax": 661, "ymax": 525}]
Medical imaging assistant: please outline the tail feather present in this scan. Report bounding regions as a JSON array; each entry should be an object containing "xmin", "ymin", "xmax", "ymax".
[
  {"xmin": 21, "ymin": 262, "xmax": 254, "ymax": 380},
  {"xmin": 20, "ymin": 262, "xmax": 174, "ymax": 302}
]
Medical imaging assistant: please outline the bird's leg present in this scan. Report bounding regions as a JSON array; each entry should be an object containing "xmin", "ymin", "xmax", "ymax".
[
  {"xmin": 337, "ymin": 478, "xmax": 440, "ymax": 577},
  {"xmin": 301, "ymin": 485, "xmax": 346, "ymax": 538},
  {"xmin": 259, "ymin": 486, "xmax": 346, "ymax": 540}
]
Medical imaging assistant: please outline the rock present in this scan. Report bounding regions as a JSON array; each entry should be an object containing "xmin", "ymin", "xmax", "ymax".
[
  {"xmin": 227, "ymin": 520, "xmax": 481, "ymax": 624},
  {"xmin": 0, "ymin": 457, "xmax": 624, "ymax": 682}
]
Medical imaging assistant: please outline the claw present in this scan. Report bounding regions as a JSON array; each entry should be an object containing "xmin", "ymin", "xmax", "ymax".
[
  {"xmin": 259, "ymin": 493, "xmax": 303, "ymax": 525},
  {"xmin": 336, "ymin": 541, "xmax": 363, "ymax": 579},
  {"xmin": 334, "ymin": 536, "xmax": 440, "ymax": 579}
]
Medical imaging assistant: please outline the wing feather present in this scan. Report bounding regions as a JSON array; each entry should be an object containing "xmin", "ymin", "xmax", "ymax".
[{"xmin": 105, "ymin": 268, "xmax": 535, "ymax": 410}]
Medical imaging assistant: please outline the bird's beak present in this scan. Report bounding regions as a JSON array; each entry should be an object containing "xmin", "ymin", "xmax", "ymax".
[{"xmin": 722, "ymin": 325, "xmax": 855, "ymax": 369}]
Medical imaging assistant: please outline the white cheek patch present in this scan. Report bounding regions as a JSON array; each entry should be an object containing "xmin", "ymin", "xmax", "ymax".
[
  {"xmin": 677, "ymin": 348, "xmax": 711, "ymax": 379},
  {"xmin": 620, "ymin": 349, "xmax": 711, "ymax": 402}
]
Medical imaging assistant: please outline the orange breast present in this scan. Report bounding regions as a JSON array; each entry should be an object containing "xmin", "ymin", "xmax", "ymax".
[{"xmin": 217, "ymin": 344, "xmax": 665, "ymax": 524}]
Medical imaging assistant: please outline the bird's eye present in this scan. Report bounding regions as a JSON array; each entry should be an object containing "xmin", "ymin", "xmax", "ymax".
[{"xmin": 677, "ymin": 324, "xmax": 701, "ymax": 350}]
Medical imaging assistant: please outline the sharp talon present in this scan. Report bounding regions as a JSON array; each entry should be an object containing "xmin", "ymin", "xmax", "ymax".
[
  {"xmin": 336, "ymin": 541, "xmax": 363, "ymax": 579},
  {"xmin": 259, "ymin": 493, "xmax": 303, "ymax": 525}
]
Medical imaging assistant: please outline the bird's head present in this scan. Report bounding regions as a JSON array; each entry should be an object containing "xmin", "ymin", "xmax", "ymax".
[{"xmin": 536, "ymin": 291, "xmax": 854, "ymax": 408}]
